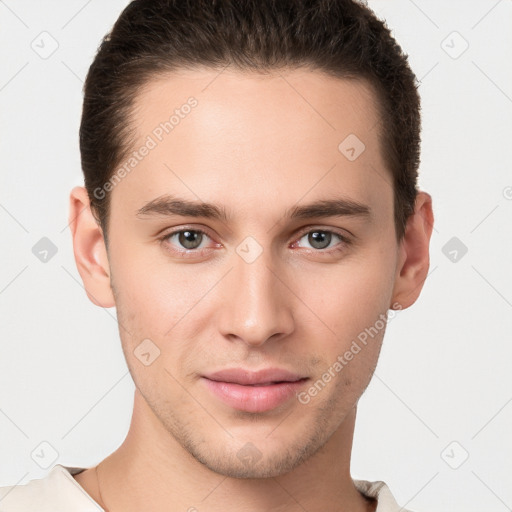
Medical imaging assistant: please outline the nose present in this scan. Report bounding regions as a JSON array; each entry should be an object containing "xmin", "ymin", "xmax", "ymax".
[{"xmin": 217, "ymin": 248, "xmax": 295, "ymax": 347}]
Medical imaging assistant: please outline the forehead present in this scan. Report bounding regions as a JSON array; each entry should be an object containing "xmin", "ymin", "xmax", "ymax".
[
  {"xmin": 132, "ymin": 67, "xmax": 382, "ymax": 145},
  {"xmin": 111, "ymin": 67, "xmax": 391, "ymax": 224}
]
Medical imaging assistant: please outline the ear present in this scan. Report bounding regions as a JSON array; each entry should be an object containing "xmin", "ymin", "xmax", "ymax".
[
  {"xmin": 390, "ymin": 191, "xmax": 434, "ymax": 310},
  {"xmin": 68, "ymin": 186, "xmax": 115, "ymax": 308}
]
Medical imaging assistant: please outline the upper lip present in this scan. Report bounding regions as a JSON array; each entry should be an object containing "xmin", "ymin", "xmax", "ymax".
[{"xmin": 203, "ymin": 368, "xmax": 306, "ymax": 385}]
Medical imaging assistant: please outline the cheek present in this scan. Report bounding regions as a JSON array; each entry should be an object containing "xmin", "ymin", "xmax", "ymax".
[
  {"xmin": 293, "ymin": 251, "xmax": 396, "ymax": 395},
  {"xmin": 110, "ymin": 241, "xmax": 200, "ymax": 324},
  {"xmin": 109, "ymin": 248, "xmax": 222, "ymax": 381},
  {"xmin": 297, "ymin": 254, "xmax": 395, "ymax": 341}
]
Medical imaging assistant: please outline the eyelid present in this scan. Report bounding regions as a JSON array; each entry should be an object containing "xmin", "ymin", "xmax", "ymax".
[
  {"xmin": 159, "ymin": 225, "xmax": 218, "ymax": 246},
  {"xmin": 159, "ymin": 224, "xmax": 216, "ymax": 241},
  {"xmin": 293, "ymin": 224, "xmax": 352, "ymax": 241}
]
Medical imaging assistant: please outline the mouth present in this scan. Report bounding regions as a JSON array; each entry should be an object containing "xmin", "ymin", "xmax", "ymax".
[{"xmin": 201, "ymin": 368, "xmax": 309, "ymax": 413}]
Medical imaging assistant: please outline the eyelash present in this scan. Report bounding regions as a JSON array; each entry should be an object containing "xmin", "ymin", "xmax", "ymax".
[{"xmin": 158, "ymin": 226, "xmax": 352, "ymax": 258}]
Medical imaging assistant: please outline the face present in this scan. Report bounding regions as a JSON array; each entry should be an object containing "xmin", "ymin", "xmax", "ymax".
[{"xmin": 105, "ymin": 68, "xmax": 401, "ymax": 478}]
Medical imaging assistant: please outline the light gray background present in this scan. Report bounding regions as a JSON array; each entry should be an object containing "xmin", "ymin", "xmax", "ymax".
[{"xmin": 1, "ymin": 1, "xmax": 511, "ymax": 511}]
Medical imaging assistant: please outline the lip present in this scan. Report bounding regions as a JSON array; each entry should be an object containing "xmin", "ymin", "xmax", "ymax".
[{"xmin": 201, "ymin": 368, "xmax": 309, "ymax": 413}]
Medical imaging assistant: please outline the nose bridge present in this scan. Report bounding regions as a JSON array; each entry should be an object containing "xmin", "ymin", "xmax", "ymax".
[{"xmin": 218, "ymin": 243, "xmax": 294, "ymax": 346}]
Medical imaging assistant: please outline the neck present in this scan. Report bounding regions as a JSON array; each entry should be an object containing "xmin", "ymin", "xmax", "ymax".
[{"xmin": 90, "ymin": 390, "xmax": 374, "ymax": 512}]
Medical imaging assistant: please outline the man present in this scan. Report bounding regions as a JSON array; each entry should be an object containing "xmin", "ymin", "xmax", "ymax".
[{"xmin": 0, "ymin": 0, "xmax": 433, "ymax": 510}]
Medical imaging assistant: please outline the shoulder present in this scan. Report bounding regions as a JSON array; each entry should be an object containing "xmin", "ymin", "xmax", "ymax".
[
  {"xmin": 0, "ymin": 465, "xmax": 102, "ymax": 512},
  {"xmin": 353, "ymin": 478, "xmax": 418, "ymax": 512}
]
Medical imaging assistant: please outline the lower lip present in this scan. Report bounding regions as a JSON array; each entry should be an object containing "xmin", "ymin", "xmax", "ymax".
[{"xmin": 202, "ymin": 378, "xmax": 308, "ymax": 413}]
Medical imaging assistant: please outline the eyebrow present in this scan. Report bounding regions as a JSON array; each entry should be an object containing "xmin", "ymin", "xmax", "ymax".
[{"xmin": 136, "ymin": 194, "xmax": 372, "ymax": 222}]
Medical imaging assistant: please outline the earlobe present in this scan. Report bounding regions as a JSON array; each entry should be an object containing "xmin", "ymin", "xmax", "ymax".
[
  {"xmin": 390, "ymin": 191, "xmax": 434, "ymax": 310},
  {"xmin": 68, "ymin": 186, "xmax": 115, "ymax": 308}
]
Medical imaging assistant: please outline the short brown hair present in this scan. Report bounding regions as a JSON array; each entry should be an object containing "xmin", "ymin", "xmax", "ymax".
[{"xmin": 80, "ymin": 0, "xmax": 421, "ymax": 247}]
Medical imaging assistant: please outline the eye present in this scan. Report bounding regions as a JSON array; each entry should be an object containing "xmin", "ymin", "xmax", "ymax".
[
  {"xmin": 293, "ymin": 228, "xmax": 351, "ymax": 253},
  {"xmin": 172, "ymin": 229, "xmax": 207, "ymax": 250},
  {"xmin": 159, "ymin": 228, "xmax": 216, "ymax": 257},
  {"xmin": 158, "ymin": 226, "xmax": 351, "ymax": 259}
]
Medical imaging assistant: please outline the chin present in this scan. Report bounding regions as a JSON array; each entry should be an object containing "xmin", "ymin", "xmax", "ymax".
[{"xmin": 185, "ymin": 434, "xmax": 321, "ymax": 479}]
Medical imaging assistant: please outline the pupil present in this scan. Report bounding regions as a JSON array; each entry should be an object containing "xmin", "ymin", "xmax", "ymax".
[
  {"xmin": 309, "ymin": 231, "xmax": 331, "ymax": 249},
  {"xmin": 179, "ymin": 230, "xmax": 202, "ymax": 249}
]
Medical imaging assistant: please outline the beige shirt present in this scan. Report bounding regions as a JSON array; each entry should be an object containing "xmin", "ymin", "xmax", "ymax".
[{"xmin": 0, "ymin": 464, "xmax": 416, "ymax": 511}]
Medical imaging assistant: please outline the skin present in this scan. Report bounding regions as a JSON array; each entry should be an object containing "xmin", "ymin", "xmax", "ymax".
[{"xmin": 69, "ymin": 67, "xmax": 433, "ymax": 512}]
